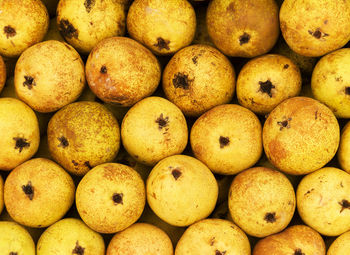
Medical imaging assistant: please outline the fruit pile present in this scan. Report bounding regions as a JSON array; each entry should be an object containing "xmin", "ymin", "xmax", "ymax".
[{"xmin": 0, "ymin": 0, "xmax": 350, "ymax": 254}]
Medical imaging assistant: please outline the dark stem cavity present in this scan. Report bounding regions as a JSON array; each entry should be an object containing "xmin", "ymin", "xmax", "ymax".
[
  {"xmin": 219, "ymin": 136, "xmax": 230, "ymax": 148},
  {"xmin": 258, "ymin": 80, "xmax": 275, "ymax": 98},
  {"xmin": 23, "ymin": 76, "xmax": 36, "ymax": 90},
  {"xmin": 155, "ymin": 113, "xmax": 169, "ymax": 130},
  {"xmin": 4, "ymin": 25, "xmax": 16, "ymax": 38},
  {"xmin": 22, "ymin": 181, "xmax": 34, "ymax": 200},
  {"xmin": 58, "ymin": 136, "xmax": 69, "ymax": 148},
  {"xmin": 172, "ymin": 168, "xmax": 182, "ymax": 180},
  {"xmin": 264, "ymin": 212, "xmax": 276, "ymax": 223},
  {"xmin": 308, "ymin": 28, "xmax": 328, "ymax": 39},
  {"xmin": 100, "ymin": 65, "xmax": 107, "ymax": 74},
  {"xmin": 84, "ymin": 0, "xmax": 95, "ymax": 13},
  {"xmin": 283, "ymin": 64, "xmax": 289, "ymax": 69},
  {"xmin": 153, "ymin": 37, "xmax": 170, "ymax": 50},
  {"xmin": 215, "ymin": 250, "xmax": 226, "ymax": 255},
  {"xmin": 239, "ymin": 32, "xmax": 250, "ymax": 45},
  {"xmin": 13, "ymin": 137, "xmax": 30, "ymax": 152},
  {"xmin": 345, "ymin": 87, "xmax": 350, "ymax": 95},
  {"xmin": 339, "ymin": 199, "xmax": 350, "ymax": 213},
  {"xmin": 59, "ymin": 19, "xmax": 78, "ymax": 39},
  {"xmin": 294, "ymin": 248, "xmax": 305, "ymax": 255},
  {"xmin": 173, "ymin": 72, "xmax": 192, "ymax": 90},
  {"xmin": 72, "ymin": 241, "xmax": 85, "ymax": 255},
  {"xmin": 9, "ymin": 252, "xmax": 18, "ymax": 255},
  {"xmin": 113, "ymin": 193, "xmax": 123, "ymax": 205},
  {"xmin": 277, "ymin": 117, "xmax": 292, "ymax": 131}
]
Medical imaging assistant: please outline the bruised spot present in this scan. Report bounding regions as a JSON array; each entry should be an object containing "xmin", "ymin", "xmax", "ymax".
[
  {"xmin": 9, "ymin": 252, "xmax": 18, "ymax": 255},
  {"xmin": 72, "ymin": 241, "xmax": 85, "ymax": 255},
  {"xmin": 13, "ymin": 137, "xmax": 30, "ymax": 152},
  {"xmin": 304, "ymin": 188, "xmax": 314, "ymax": 196},
  {"xmin": 4, "ymin": 25, "xmax": 16, "ymax": 38},
  {"xmin": 210, "ymin": 237, "xmax": 215, "ymax": 246},
  {"xmin": 58, "ymin": 136, "xmax": 69, "ymax": 148},
  {"xmin": 22, "ymin": 181, "xmax": 34, "ymax": 200},
  {"xmin": 153, "ymin": 37, "xmax": 170, "ymax": 50},
  {"xmin": 155, "ymin": 113, "xmax": 169, "ymax": 130},
  {"xmin": 339, "ymin": 199, "xmax": 350, "ymax": 213},
  {"xmin": 294, "ymin": 248, "xmax": 305, "ymax": 255},
  {"xmin": 113, "ymin": 193, "xmax": 123, "ymax": 205},
  {"xmin": 283, "ymin": 64, "xmax": 289, "ymax": 69},
  {"xmin": 23, "ymin": 76, "xmax": 36, "ymax": 90},
  {"xmin": 59, "ymin": 19, "xmax": 78, "ymax": 39},
  {"xmin": 315, "ymin": 110, "xmax": 318, "ymax": 120},
  {"xmin": 215, "ymin": 250, "xmax": 226, "ymax": 255},
  {"xmin": 258, "ymin": 80, "xmax": 275, "ymax": 97},
  {"xmin": 84, "ymin": 161, "xmax": 92, "ymax": 169},
  {"xmin": 172, "ymin": 168, "xmax": 182, "ymax": 180},
  {"xmin": 192, "ymin": 56, "xmax": 198, "ymax": 64},
  {"xmin": 226, "ymin": 2, "xmax": 234, "ymax": 12},
  {"xmin": 100, "ymin": 65, "xmax": 107, "ymax": 74},
  {"xmin": 239, "ymin": 32, "xmax": 250, "ymax": 45},
  {"xmin": 264, "ymin": 212, "xmax": 276, "ymax": 223},
  {"xmin": 72, "ymin": 160, "xmax": 79, "ymax": 166},
  {"xmin": 345, "ymin": 87, "xmax": 350, "ymax": 95},
  {"xmin": 219, "ymin": 136, "xmax": 230, "ymax": 148},
  {"xmin": 84, "ymin": 0, "xmax": 95, "ymax": 13},
  {"xmin": 173, "ymin": 72, "xmax": 192, "ymax": 89},
  {"xmin": 277, "ymin": 117, "xmax": 292, "ymax": 131},
  {"xmin": 308, "ymin": 28, "xmax": 328, "ymax": 39}
]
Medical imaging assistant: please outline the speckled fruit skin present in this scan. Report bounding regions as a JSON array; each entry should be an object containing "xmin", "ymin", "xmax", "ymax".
[
  {"xmin": 0, "ymin": 221, "xmax": 35, "ymax": 255},
  {"xmin": 107, "ymin": 223, "xmax": 173, "ymax": 255},
  {"xmin": 229, "ymin": 167, "xmax": 296, "ymax": 238},
  {"xmin": 237, "ymin": 54, "xmax": 302, "ymax": 115},
  {"xmin": 338, "ymin": 121, "xmax": 350, "ymax": 174},
  {"xmin": 14, "ymin": 40, "xmax": 86, "ymax": 113},
  {"xmin": 146, "ymin": 155, "xmax": 218, "ymax": 227},
  {"xmin": 175, "ymin": 219, "xmax": 250, "ymax": 255},
  {"xmin": 263, "ymin": 97, "xmax": 339, "ymax": 175},
  {"xmin": 4, "ymin": 158, "xmax": 75, "ymax": 228},
  {"xmin": 85, "ymin": 37, "xmax": 161, "ymax": 106},
  {"xmin": 206, "ymin": 0, "xmax": 279, "ymax": 58},
  {"xmin": 127, "ymin": 0, "xmax": 196, "ymax": 55},
  {"xmin": 0, "ymin": 0, "xmax": 49, "ymax": 58},
  {"xmin": 253, "ymin": 225, "xmax": 326, "ymax": 255},
  {"xmin": 280, "ymin": 0, "xmax": 350, "ymax": 57},
  {"xmin": 327, "ymin": 231, "xmax": 350, "ymax": 255},
  {"xmin": 0, "ymin": 55, "xmax": 6, "ymax": 94},
  {"xmin": 76, "ymin": 163, "xmax": 146, "ymax": 234},
  {"xmin": 37, "ymin": 218, "xmax": 105, "ymax": 255},
  {"xmin": 297, "ymin": 167, "xmax": 350, "ymax": 236},
  {"xmin": 162, "ymin": 44, "xmax": 235, "ymax": 117},
  {"xmin": 47, "ymin": 101, "xmax": 120, "ymax": 176},
  {"xmin": 311, "ymin": 48, "xmax": 350, "ymax": 118},
  {"xmin": 57, "ymin": 0, "xmax": 126, "ymax": 54},
  {"xmin": 190, "ymin": 104, "xmax": 262, "ymax": 175},
  {"xmin": 0, "ymin": 98, "xmax": 40, "ymax": 171}
]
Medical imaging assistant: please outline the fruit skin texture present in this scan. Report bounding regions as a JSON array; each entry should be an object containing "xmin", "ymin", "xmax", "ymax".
[
  {"xmin": 162, "ymin": 44, "xmax": 235, "ymax": 117},
  {"xmin": 127, "ymin": 0, "xmax": 196, "ymax": 55},
  {"xmin": 0, "ymin": 97, "xmax": 40, "ymax": 171},
  {"xmin": 0, "ymin": 175, "xmax": 3, "ymax": 215},
  {"xmin": 4, "ymin": 158, "xmax": 75, "ymax": 228},
  {"xmin": 0, "ymin": 0, "xmax": 49, "ymax": 58},
  {"xmin": 47, "ymin": 101, "xmax": 120, "ymax": 176},
  {"xmin": 0, "ymin": 55, "xmax": 6, "ymax": 94},
  {"xmin": 311, "ymin": 48, "xmax": 350, "ymax": 118},
  {"xmin": 327, "ymin": 231, "xmax": 350, "ymax": 255},
  {"xmin": 280, "ymin": 0, "xmax": 350, "ymax": 57},
  {"xmin": 175, "ymin": 218, "xmax": 250, "ymax": 255},
  {"xmin": 85, "ymin": 37, "xmax": 161, "ymax": 106},
  {"xmin": 263, "ymin": 97, "xmax": 339, "ymax": 175},
  {"xmin": 0, "ymin": 221, "xmax": 35, "ymax": 255},
  {"xmin": 297, "ymin": 167, "xmax": 350, "ymax": 236},
  {"xmin": 338, "ymin": 121, "xmax": 350, "ymax": 174},
  {"xmin": 237, "ymin": 54, "xmax": 302, "ymax": 115},
  {"xmin": 206, "ymin": 0, "xmax": 279, "ymax": 58},
  {"xmin": 121, "ymin": 96, "xmax": 188, "ymax": 166},
  {"xmin": 76, "ymin": 163, "xmax": 146, "ymax": 234},
  {"xmin": 107, "ymin": 223, "xmax": 173, "ymax": 255},
  {"xmin": 229, "ymin": 167, "xmax": 296, "ymax": 238},
  {"xmin": 37, "ymin": 218, "xmax": 105, "ymax": 255},
  {"xmin": 146, "ymin": 155, "xmax": 218, "ymax": 227},
  {"xmin": 253, "ymin": 225, "xmax": 326, "ymax": 255},
  {"xmin": 57, "ymin": 0, "xmax": 126, "ymax": 54},
  {"xmin": 190, "ymin": 104, "xmax": 262, "ymax": 175}
]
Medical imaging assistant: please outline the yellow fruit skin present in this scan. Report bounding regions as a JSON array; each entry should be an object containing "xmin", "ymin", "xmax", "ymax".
[
  {"xmin": 57, "ymin": 0, "xmax": 126, "ymax": 54},
  {"xmin": 297, "ymin": 167, "xmax": 350, "ymax": 236},
  {"xmin": 280, "ymin": 0, "xmax": 350, "ymax": 57},
  {"xmin": 0, "ymin": 175, "xmax": 3, "ymax": 215},
  {"xmin": 0, "ymin": 55, "xmax": 6, "ymax": 94},
  {"xmin": 311, "ymin": 48, "xmax": 350, "ymax": 118},
  {"xmin": 127, "ymin": 0, "xmax": 196, "ymax": 55},
  {"xmin": 0, "ymin": 0, "xmax": 49, "ymax": 58},
  {"xmin": 327, "ymin": 231, "xmax": 350, "ymax": 255},
  {"xmin": 175, "ymin": 219, "xmax": 250, "ymax": 255},
  {"xmin": 107, "ymin": 223, "xmax": 173, "ymax": 255},
  {"xmin": 338, "ymin": 121, "xmax": 350, "ymax": 173},
  {"xmin": 0, "ymin": 98, "xmax": 40, "ymax": 171},
  {"xmin": 37, "ymin": 218, "xmax": 105, "ymax": 255},
  {"xmin": 0, "ymin": 221, "xmax": 35, "ymax": 255},
  {"xmin": 4, "ymin": 158, "xmax": 75, "ymax": 228}
]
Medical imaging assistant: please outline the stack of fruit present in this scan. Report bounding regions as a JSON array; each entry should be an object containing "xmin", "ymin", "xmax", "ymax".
[{"xmin": 0, "ymin": 0, "xmax": 350, "ymax": 254}]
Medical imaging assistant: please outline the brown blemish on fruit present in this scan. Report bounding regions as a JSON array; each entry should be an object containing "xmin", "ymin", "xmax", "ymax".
[
  {"xmin": 315, "ymin": 110, "xmax": 318, "ymax": 120},
  {"xmin": 153, "ymin": 37, "xmax": 170, "ymax": 50},
  {"xmin": 4, "ymin": 25, "xmax": 16, "ymax": 38},
  {"xmin": 59, "ymin": 19, "xmax": 78, "ymax": 39},
  {"xmin": 294, "ymin": 248, "xmax": 305, "ymax": 255},
  {"xmin": 155, "ymin": 113, "xmax": 169, "ymax": 130},
  {"xmin": 219, "ymin": 136, "xmax": 230, "ymax": 148},
  {"xmin": 308, "ymin": 28, "xmax": 329, "ymax": 39},
  {"xmin": 258, "ymin": 80, "xmax": 275, "ymax": 97},
  {"xmin": 22, "ymin": 181, "xmax": 34, "ymax": 200},
  {"xmin": 84, "ymin": 0, "xmax": 95, "ymax": 13},
  {"xmin": 239, "ymin": 32, "xmax": 250, "ymax": 45},
  {"xmin": 210, "ymin": 237, "xmax": 215, "ymax": 246},
  {"xmin": 23, "ymin": 76, "xmax": 36, "ymax": 90},
  {"xmin": 215, "ymin": 250, "xmax": 226, "ymax": 255},
  {"xmin": 264, "ymin": 212, "xmax": 276, "ymax": 223},
  {"xmin": 345, "ymin": 87, "xmax": 350, "ymax": 95},
  {"xmin": 277, "ymin": 117, "xmax": 292, "ymax": 131},
  {"xmin": 72, "ymin": 160, "xmax": 79, "ymax": 166},
  {"xmin": 226, "ymin": 2, "xmax": 234, "ymax": 12},
  {"xmin": 339, "ymin": 199, "xmax": 350, "ymax": 213},
  {"xmin": 341, "ymin": 181, "xmax": 344, "ymax": 188},
  {"xmin": 84, "ymin": 161, "xmax": 92, "ymax": 169},
  {"xmin": 171, "ymin": 168, "xmax": 182, "ymax": 180},
  {"xmin": 72, "ymin": 241, "xmax": 85, "ymax": 255},
  {"xmin": 100, "ymin": 65, "xmax": 107, "ymax": 74},
  {"xmin": 324, "ymin": 20, "xmax": 328, "ymax": 24},
  {"xmin": 57, "ymin": 136, "xmax": 69, "ymax": 148},
  {"xmin": 283, "ymin": 64, "xmax": 289, "ymax": 69},
  {"xmin": 113, "ymin": 193, "xmax": 123, "ymax": 205},
  {"xmin": 173, "ymin": 72, "xmax": 193, "ymax": 89},
  {"xmin": 192, "ymin": 56, "xmax": 198, "ymax": 64},
  {"xmin": 304, "ymin": 188, "xmax": 314, "ymax": 196},
  {"xmin": 9, "ymin": 252, "xmax": 18, "ymax": 255},
  {"xmin": 13, "ymin": 137, "xmax": 30, "ymax": 152}
]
